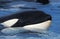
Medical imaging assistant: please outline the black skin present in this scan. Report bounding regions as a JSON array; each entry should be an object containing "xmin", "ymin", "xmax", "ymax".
[
  {"xmin": 0, "ymin": 10, "xmax": 51, "ymax": 27},
  {"xmin": 36, "ymin": 0, "xmax": 49, "ymax": 5}
]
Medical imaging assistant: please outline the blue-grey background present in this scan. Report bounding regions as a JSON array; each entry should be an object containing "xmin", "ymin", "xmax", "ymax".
[{"xmin": 0, "ymin": 0, "xmax": 60, "ymax": 39}]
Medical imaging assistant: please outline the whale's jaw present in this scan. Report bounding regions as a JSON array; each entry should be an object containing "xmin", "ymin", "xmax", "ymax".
[{"xmin": 23, "ymin": 20, "xmax": 51, "ymax": 32}]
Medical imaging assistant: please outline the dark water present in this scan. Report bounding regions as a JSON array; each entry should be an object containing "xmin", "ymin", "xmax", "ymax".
[{"xmin": 0, "ymin": 0, "xmax": 60, "ymax": 39}]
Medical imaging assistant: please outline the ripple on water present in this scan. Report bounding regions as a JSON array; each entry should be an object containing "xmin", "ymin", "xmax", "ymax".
[{"xmin": 0, "ymin": 31, "xmax": 60, "ymax": 39}]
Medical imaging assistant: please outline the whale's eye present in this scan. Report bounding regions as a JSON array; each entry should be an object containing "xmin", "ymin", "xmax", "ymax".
[{"xmin": 1, "ymin": 19, "xmax": 19, "ymax": 27}]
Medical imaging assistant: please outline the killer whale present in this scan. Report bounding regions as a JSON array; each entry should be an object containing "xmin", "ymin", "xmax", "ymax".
[{"xmin": 0, "ymin": 10, "xmax": 52, "ymax": 33}]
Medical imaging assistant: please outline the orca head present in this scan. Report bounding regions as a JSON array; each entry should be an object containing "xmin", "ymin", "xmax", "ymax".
[{"xmin": 1, "ymin": 10, "xmax": 52, "ymax": 33}]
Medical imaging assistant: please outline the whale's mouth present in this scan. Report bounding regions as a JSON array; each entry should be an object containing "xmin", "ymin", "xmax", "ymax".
[
  {"xmin": 1, "ymin": 19, "xmax": 19, "ymax": 28},
  {"xmin": 23, "ymin": 20, "xmax": 51, "ymax": 32}
]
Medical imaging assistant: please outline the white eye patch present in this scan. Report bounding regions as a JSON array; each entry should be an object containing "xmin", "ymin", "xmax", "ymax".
[{"xmin": 1, "ymin": 19, "xmax": 19, "ymax": 27}]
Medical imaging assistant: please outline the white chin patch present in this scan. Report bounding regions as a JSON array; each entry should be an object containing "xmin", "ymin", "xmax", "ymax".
[
  {"xmin": 23, "ymin": 20, "xmax": 51, "ymax": 32},
  {"xmin": 1, "ymin": 19, "xmax": 19, "ymax": 27}
]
